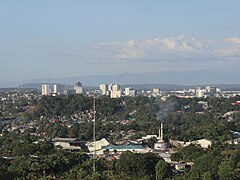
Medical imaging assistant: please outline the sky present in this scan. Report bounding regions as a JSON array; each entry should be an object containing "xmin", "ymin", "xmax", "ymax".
[{"xmin": 0, "ymin": 0, "xmax": 240, "ymax": 84}]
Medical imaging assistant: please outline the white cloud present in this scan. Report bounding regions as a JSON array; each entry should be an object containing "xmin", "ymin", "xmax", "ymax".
[
  {"xmin": 217, "ymin": 46, "xmax": 240, "ymax": 57},
  {"xmin": 225, "ymin": 37, "xmax": 240, "ymax": 44},
  {"xmin": 94, "ymin": 36, "xmax": 240, "ymax": 61},
  {"xmin": 162, "ymin": 38, "xmax": 176, "ymax": 49},
  {"xmin": 216, "ymin": 37, "xmax": 240, "ymax": 57}
]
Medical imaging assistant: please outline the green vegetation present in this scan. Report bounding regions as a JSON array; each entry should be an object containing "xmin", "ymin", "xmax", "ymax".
[{"xmin": 1, "ymin": 94, "xmax": 240, "ymax": 179}]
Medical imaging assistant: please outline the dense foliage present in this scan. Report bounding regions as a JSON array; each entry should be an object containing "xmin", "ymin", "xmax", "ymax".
[{"xmin": 1, "ymin": 94, "xmax": 240, "ymax": 179}]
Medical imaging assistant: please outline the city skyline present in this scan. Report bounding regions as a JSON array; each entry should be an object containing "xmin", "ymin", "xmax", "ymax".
[{"xmin": 1, "ymin": 1, "xmax": 240, "ymax": 84}]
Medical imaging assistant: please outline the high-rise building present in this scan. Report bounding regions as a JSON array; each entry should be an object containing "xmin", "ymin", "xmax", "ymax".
[
  {"xmin": 216, "ymin": 88, "xmax": 222, "ymax": 94},
  {"xmin": 206, "ymin": 86, "xmax": 217, "ymax": 96},
  {"xmin": 152, "ymin": 88, "xmax": 161, "ymax": 96},
  {"xmin": 206, "ymin": 86, "xmax": 211, "ymax": 93},
  {"xmin": 42, "ymin": 84, "xmax": 50, "ymax": 96},
  {"xmin": 196, "ymin": 89, "xmax": 205, "ymax": 98},
  {"xmin": 74, "ymin": 82, "xmax": 83, "ymax": 94},
  {"xmin": 99, "ymin": 84, "xmax": 108, "ymax": 95},
  {"xmin": 109, "ymin": 84, "xmax": 121, "ymax": 98},
  {"xmin": 125, "ymin": 87, "xmax": 136, "ymax": 97},
  {"xmin": 64, "ymin": 89, "xmax": 76, "ymax": 95},
  {"xmin": 111, "ymin": 90, "xmax": 122, "ymax": 98},
  {"xmin": 153, "ymin": 88, "xmax": 160, "ymax": 94},
  {"xmin": 111, "ymin": 84, "xmax": 120, "ymax": 91},
  {"xmin": 53, "ymin": 84, "xmax": 64, "ymax": 95},
  {"xmin": 108, "ymin": 84, "xmax": 113, "ymax": 92}
]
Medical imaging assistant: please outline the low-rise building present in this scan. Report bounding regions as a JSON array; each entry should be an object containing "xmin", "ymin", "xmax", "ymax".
[
  {"xmin": 102, "ymin": 145, "xmax": 151, "ymax": 154},
  {"xmin": 170, "ymin": 138, "xmax": 212, "ymax": 149},
  {"xmin": 87, "ymin": 138, "xmax": 110, "ymax": 152},
  {"xmin": 52, "ymin": 138, "xmax": 81, "ymax": 151}
]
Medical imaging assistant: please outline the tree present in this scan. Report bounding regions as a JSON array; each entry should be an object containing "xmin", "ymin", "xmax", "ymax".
[
  {"xmin": 148, "ymin": 137, "xmax": 157, "ymax": 149},
  {"xmin": 189, "ymin": 152, "xmax": 222, "ymax": 179},
  {"xmin": 115, "ymin": 152, "xmax": 160, "ymax": 179},
  {"xmin": 65, "ymin": 166, "xmax": 88, "ymax": 180},
  {"xmin": 115, "ymin": 151, "xmax": 137, "ymax": 177},
  {"xmin": 171, "ymin": 144, "xmax": 204, "ymax": 162},
  {"xmin": 38, "ymin": 141, "xmax": 54, "ymax": 155},
  {"xmin": 155, "ymin": 159, "xmax": 171, "ymax": 180},
  {"xmin": 218, "ymin": 161, "xmax": 236, "ymax": 180},
  {"xmin": 203, "ymin": 171, "xmax": 212, "ymax": 180},
  {"xmin": 0, "ymin": 158, "xmax": 13, "ymax": 179}
]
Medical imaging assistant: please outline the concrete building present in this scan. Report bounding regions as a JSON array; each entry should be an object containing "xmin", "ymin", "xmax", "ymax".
[
  {"xmin": 64, "ymin": 89, "xmax": 76, "ymax": 95},
  {"xmin": 154, "ymin": 123, "xmax": 168, "ymax": 150},
  {"xmin": 225, "ymin": 137, "xmax": 240, "ymax": 145},
  {"xmin": 111, "ymin": 90, "xmax": 122, "ymax": 98},
  {"xmin": 192, "ymin": 139, "xmax": 212, "ymax": 148},
  {"xmin": 53, "ymin": 84, "xmax": 64, "ymax": 95},
  {"xmin": 216, "ymin": 88, "xmax": 222, "ymax": 94},
  {"xmin": 109, "ymin": 84, "xmax": 121, "ymax": 98},
  {"xmin": 153, "ymin": 88, "xmax": 160, "ymax": 95},
  {"xmin": 108, "ymin": 84, "xmax": 113, "ymax": 92},
  {"xmin": 41, "ymin": 84, "xmax": 50, "ymax": 96},
  {"xmin": 74, "ymin": 82, "xmax": 83, "ymax": 94},
  {"xmin": 111, "ymin": 84, "xmax": 120, "ymax": 91},
  {"xmin": 170, "ymin": 138, "xmax": 212, "ymax": 149},
  {"xmin": 142, "ymin": 135, "xmax": 158, "ymax": 140},
  {"xmin": 52, "ymin": 138, "xmax": 81, "ymax": 151},
  {"xmin": 206, "ymin": 86, "xmax": 217, "ymax": 96},
  {"xmin": 101, "ymin": 145, "xmax": 151, "ymax": 154},
  {"xmin": 87, "ymin": 138, "xmax": 110, "ymax": 152},
  {"xmin": 99, "ymin": 84, "xmax": 109, "ymax": 95},
  {"xmin": 206, "ymin": 86, "xmax": 211, "ymax": 93},
  {"xmin": 125, "ymin": 87, "xmax": 136, "ymax": 97},
  {"xmin": 196, "ymin": 88, "xmax": 205, "ymax": 98}
]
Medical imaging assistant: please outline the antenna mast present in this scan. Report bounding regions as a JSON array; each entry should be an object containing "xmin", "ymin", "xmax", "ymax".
[
  {"xmin": 93, "ymin": 97, "xmax": 96, "ymax": 174},
  {"xmin": 161, "ymin": 122, "xmax": 163, "ymax": 142}
]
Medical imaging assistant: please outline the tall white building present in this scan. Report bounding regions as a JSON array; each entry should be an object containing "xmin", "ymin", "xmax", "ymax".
[
  {"xmin": 206, "ymin": 86, "xmax": 217, "ymax": 96},
  {"xmin": 111, "ymin": 90, "xmax": 122, "ymax": 98},
  {"xmin": 125, "ymin": 87, "xmax": 136, "ymax": 97},
  {"xmin": 42, "ymin": 84, "xmax": 50, "ymax": 96},
  {"xmin": 196, "ymin": 89, "xmax": 205, "ymax": 98},
  {"xmin": 109, "ymin": 84, "xmax": 121, "ymax": 98},
  {"xmin": 53, "ymin": 84, "xmax": 64, "ymax": 95},
  {"xmin": 99, "ymin": 84, "xmax": 109, "ymax": 95},
  {"xmin": 108, "ymin": 84, "xmax": 113, "ymax": 92},
  {"xmin": 216, "ymin": 88, "xmax": 222, "ymax": 94},
  {"xmin": 74, "ymin": 82, "xmax": 83, "ymax": 94},
  {"xmin": 152, "ymin": 88, "xmax": 161, "ymax": 96},
  {"xmin": 153, "ymin": 88, "xmax": 160, "ymax": 94},
  {"xmin": 111, "ymin": 84, "xmax": 120, "ymax": 91},
  {"xmin": 206, "ymin": 86, "xmax": 211, "ymax": 93}
]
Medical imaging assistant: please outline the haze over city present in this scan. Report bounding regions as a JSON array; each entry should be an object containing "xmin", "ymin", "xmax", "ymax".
[
  {"xmin": 1, "ymin": 1, "xmax": 240, "ymax": 179},
  {"xmin": 1, "ymin": 1, "xmax": 240, "ymax": 85}
]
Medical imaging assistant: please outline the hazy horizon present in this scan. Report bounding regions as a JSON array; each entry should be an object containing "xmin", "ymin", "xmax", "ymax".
[{"xmin": 1, "ymin": 1, "xmax": 240, "ymax": 84}]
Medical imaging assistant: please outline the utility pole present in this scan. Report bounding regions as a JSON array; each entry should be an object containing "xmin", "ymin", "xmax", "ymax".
[{"xmin": 93, "ymin": 97, "xmax": 96, "ymax": 174}]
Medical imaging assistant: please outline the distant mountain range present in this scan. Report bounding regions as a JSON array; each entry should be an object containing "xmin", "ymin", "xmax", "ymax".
[
  {"xmin": 18, "ymin": 83, "xmax": 187, "ymax": 91},
  {"xmin": 17, "ymin": 82, "xmax": 240, "ymax": 91},
  {"xmin": 0, "ymin": 70, "xmax": 240, "ymax": 90}
]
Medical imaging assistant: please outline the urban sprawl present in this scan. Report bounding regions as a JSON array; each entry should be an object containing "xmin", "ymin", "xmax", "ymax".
[{"xmin": 0, "ymin": 82, "xmax": 240, "ymax": 179}]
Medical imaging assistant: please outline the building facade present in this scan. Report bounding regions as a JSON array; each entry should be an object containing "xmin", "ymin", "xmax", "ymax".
[
  {"xmin": 53, "ymin": 84, "xmax": 64, "ymax": 95},
  {"xmin": 74, "ymin": 82, "xmax": 83, "ymax": 94},
  {"xmin": 99, "ymin": 84, "xmax": 109, "ymax": 95},
  {"xmin": 42, "ymin": 84, "xmax": 50, "ymax": 96}
]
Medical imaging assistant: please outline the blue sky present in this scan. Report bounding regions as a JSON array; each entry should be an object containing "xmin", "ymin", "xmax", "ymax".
[{"xmin": 0, "ymin": 1, "xmax": 240, "ymax": 83}]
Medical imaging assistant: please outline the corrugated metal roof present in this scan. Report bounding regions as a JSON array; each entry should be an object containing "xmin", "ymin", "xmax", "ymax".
[{"xmin": 102, "ymin": 145, "xmax": 144, "ymax": 150}]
